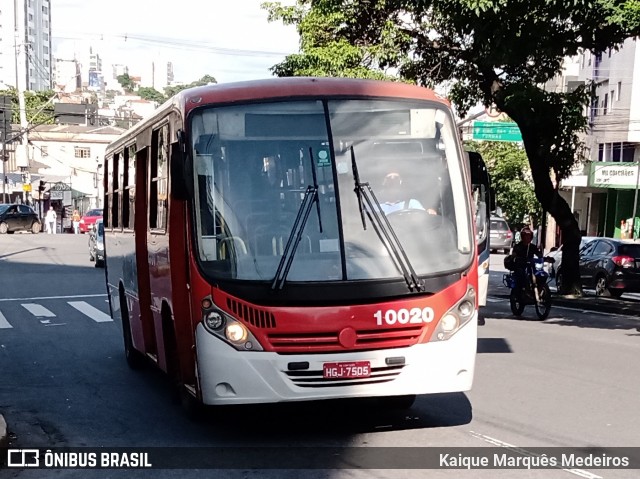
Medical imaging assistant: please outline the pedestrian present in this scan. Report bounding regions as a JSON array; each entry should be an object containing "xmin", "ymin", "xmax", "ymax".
[
  {"xmin": 72, "ymin": 209, "xmax": 81, "ymax": 234},
  {"xmin": 45, "ymin": 206, "xmax": 57, "ymax": 234}
]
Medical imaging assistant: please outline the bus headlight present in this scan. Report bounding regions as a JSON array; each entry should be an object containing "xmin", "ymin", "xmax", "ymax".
[
  {"xmin": 204, "ymin": 311, "xmax": 224, "ymax": 330},
  {"xmin": 225, "ymin": 323, "xmax": 248, "ymax": 343},
  {"xmin": 430, "ymin": 287, "xmax": 477, "ymax": 342},
  {"xmin": 200, "ymin": 296, "xmax": 263, "ymax": 351},
  {"xmin": 440, "ymin": 314, "xmax": 459, "ymax": 332}
]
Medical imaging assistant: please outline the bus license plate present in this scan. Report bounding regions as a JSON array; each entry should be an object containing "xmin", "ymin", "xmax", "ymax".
[{"xmin": 323, "ymin": 361, "xmax": 371, "ymax": 379}]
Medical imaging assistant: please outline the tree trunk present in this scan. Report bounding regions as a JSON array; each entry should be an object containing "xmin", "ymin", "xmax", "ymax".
[
  {"xmin": 482, "ymin": 77, "xmax": 584, "ymax": 295},
  {"xmin": 518, "ymin": 129, "xmax": 583, "ymax": 295},
  {"xmin": 504, "ymin": 118, "xmax": 582, "ymax": 295}
]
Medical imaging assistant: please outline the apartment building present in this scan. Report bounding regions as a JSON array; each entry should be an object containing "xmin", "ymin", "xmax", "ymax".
[
  {"xmin": 0, "ymin": 0, "xmax": 53, "ymax": 91},
  {"xmin": 547, "ymin": 38, "xmax": 640, "ymax": 243}
]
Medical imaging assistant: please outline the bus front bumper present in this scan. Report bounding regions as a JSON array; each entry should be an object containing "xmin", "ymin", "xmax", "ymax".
[{"xmin": 195, "ymin": 317, "xmax": 477, "ymax": 405}]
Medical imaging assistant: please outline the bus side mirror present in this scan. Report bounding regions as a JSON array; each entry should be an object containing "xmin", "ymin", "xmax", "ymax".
[
  {"xmin": 489, "ymin": 187, "xmax": 497, "ymax": 211},
  {"xmin": 170, "ymin": 131, "xmax": 192, "ymax": 201}
]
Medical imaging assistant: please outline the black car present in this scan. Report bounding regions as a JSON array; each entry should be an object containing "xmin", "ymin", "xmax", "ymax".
[
  {"xmin": 88, "ymin": 219, "xmax": 105, "ymax": 267},
  {"xmin": 577, "ymin": 238, "xmax": 640, "ymax": 298},
  {"xmin": 0, "ymin": 204, "xmax": 41, "ymax": 234}
]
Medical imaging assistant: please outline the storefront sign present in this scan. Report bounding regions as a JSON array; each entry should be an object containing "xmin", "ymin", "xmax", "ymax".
[{"xmin": 589, "ymin": 162, "xmax": 640, "ymax": 189}]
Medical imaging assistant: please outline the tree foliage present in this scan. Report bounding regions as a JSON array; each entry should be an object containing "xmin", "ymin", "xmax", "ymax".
[
  {"xmin": 137, "ymin": 87, "xmax": 166, "ymax": 104},
  {"xmin": 467, "ymin": 141, "xmax": 538, "ymax": 225},
  {"xmin": 0, "ymin": 88, "xmax": 56, "ymax": 128},
  {"xmin": 263, "ymin": 0, "xmax": 640, "ymax": 295},
  {"xmin": 164, "ymin": 74, "xmax": 218, "ymax": 99},
  {"xmin": 116, "ymin": 73, "xmax": 137, "ymax": 93}
]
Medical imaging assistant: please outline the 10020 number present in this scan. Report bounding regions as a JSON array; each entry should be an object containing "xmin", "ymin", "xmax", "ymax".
[{"xmin": 374, "ymin": 307, "xmax": 435, "ymax": 326}]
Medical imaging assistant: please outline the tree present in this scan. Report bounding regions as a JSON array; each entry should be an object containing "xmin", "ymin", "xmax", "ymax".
[
  {"xmin": 467, "ymin": 141, "xmax": 539, "ymax": 226},
  {"xmin": 263, "ymin": 1, "xmax": 409, "ymax": 80},
  {"xmin": 264, "ymin": 0, "xmax": 640, "ymax": 295},
  {"xmin": 137, "ymin": 87, "xmax": 166, "ymax": 104},
  {"xmin": 116, "ymin": 73, "xmax": 136, "ymax": 93},
  {"xmin": 164, "ymin": 74, "xmax": 218, "ymax": 99},
  {"xmin": 0, "ymin": 88, "xmax": 56, "ymax": 127}
]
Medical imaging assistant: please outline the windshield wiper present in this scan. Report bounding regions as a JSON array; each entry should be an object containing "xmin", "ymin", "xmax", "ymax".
[
  {"xmin": 350, "ymin": 146, "xmax": 424, "ymax": 293},
  {"xmin": 271, "ymin": 148, "xmax": 323, "ymax": 291}
]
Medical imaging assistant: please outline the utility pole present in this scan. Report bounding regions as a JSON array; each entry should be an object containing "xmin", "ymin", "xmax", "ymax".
[
  {"xmin": 1, "ymin": 95, "xmax": 11, "ymax": 204},
  {"xmin": 14, "ymin": 4, "xmax": 30, "ymax": 203}
]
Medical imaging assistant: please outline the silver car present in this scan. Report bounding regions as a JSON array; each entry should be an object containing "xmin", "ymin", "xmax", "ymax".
[
  {"xmin": 490, "ymin": 217, "xmax": 512, "ymax": 254},
  {"xmin": 547, "ymin": 236, "xmax": 598, "ymax": 284}
]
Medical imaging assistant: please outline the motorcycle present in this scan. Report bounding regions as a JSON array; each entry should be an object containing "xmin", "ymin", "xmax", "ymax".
[{"xmin": 503, "ymin": 256, "xmax": 554, "ymax": 320}]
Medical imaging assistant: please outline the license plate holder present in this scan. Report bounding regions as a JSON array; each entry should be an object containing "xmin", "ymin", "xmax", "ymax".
[{"xmin": 323, "ymin": 361, "xmax": 371, "ymax": 379}]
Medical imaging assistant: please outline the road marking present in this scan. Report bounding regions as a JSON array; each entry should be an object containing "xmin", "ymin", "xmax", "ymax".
[
  {"xmin": 68, "ymin": 301, "xmax": 112, "ymax": 323},
  {"xmin": 21, "ymin": 303, "xmax": 55, "ymax": 317},
  {"xmin": 0, "ymin": 293, "xmax": 106, "ymax": 303},
  {"xmin": 0, "ymin": 311, "xmax": 12, "ymax": 329},
  {"xmin": 469, "ymin": 431, "xmax": 603, "ymax": 479},
  {"xmin": 486, "ymin": 297, "xmax": 503, "ymax": 303}
]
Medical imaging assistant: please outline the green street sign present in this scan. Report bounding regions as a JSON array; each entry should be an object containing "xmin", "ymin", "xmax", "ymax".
[{"xmin": 472, "ymin": 121, "xmax": 522, "ymax": 142}]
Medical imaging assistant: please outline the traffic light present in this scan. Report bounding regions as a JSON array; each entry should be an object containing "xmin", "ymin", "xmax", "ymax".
[{"xmin": 39, "ymin": 180, "xmax": 45, "ymax": 193}]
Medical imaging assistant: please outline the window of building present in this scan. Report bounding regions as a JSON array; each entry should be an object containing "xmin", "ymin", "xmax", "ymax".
[
  {"xmin": 603, "ymin": 93, "xmax": 608, "ymax": 115},
  {"xmin": 28, "ymin": 14, "xmax": 33, "ymax": 21},
  {"xmin": 598, "ymin": 144, "xmax": 604, "ymax": 162},
  {"xmin": 610, "ymin": 90, "xmax": 614, "ymax": 107},
  {"xmin": 617, "ymin": 81, "xmax": 622, "ymax": 101},
  {"xmin": 74, "ymin": 146, "xmax": 91, "ymax": 158}
]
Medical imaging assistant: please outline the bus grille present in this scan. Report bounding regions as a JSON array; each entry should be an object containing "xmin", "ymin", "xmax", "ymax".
[
  {"xmin": 267, "ymin": 326, "xmax": 423, "ymax": 353},
  {"xmin": 226, "ymin": 298, "xmax": 276, "ymax": 329},
  {"xmin": 284, "ymin": 365, "xmax": 404, "ymax": 388}
]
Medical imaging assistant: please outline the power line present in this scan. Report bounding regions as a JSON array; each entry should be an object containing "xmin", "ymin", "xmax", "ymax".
[{"xmin": 53, "ymin": 32, "xmax": 295, "ymax": 58}]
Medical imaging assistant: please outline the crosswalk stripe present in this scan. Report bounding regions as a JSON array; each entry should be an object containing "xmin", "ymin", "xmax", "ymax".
[
  {"xmin": 68, "ymin": 301, "xmax": 112, "ymax": 323},
  {"xmin": 22, "ymin": 303, "xmax": 56, "ymax": 317},
  {"xmin": 0, "ymin": 311, "xmax": 12, "ymax": 329}
]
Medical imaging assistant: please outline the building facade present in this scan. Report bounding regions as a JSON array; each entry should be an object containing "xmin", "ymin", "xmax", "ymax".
[
  {"xmin": 0, "ymin": 0, "xmax": 52, "ymax": 91},
  {"xmin": 545, "ymin": 39, "xmax": 640, "ymax": 245}
]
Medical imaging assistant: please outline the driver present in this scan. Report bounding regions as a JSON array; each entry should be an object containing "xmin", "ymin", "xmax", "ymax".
[{"xmin": 379, "ymin": 172, "xmax": 436, "ymax": 215}]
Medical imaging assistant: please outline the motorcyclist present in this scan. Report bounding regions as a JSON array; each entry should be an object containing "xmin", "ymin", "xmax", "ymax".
[{"xmin": 509, "ymin": 226, "xmax": 542, "ymax": 290}]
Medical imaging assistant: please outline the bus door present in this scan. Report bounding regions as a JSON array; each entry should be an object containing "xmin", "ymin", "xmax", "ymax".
[
  {"xmin": 145, "ymin": 124, "xmax": 172, "ymax": 371},
  {"xmin": 468, "ymin": 151, "xmax": 492, "ymax": 307},
  {"xmin": 133, "ymin": 145, "xmax": 158, "ymax": 360}
]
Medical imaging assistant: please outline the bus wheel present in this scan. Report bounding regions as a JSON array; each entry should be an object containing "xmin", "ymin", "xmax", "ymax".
[
  {"xmin": 162, "ymin": 307, "xmax": 204, "ymax": 419},
  {"xmin": 120, "ymin": 293, "xmax": 145, "ymax": 370}
]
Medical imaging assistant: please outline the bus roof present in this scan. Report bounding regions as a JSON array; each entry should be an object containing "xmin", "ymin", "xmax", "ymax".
[
  {"xmin": 178, "ymin": 77, "xmax": 448, "ymax": 110},
  {"xmin": 105, "ymin": 77, "xmax": 449, "ymax": 154}
]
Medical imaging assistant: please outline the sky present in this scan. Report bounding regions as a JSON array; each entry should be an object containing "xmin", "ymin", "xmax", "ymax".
[{"xmin": 51, "ymin": 0, "xmax": 300, "ymax": 86}]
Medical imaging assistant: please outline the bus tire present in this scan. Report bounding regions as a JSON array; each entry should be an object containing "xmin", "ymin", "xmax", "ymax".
[
  {"xmin": 162, "ymin": 305, "xmax": 203, "ymax": 419},
  {"xmin": 120, "ymin": 291, "xmax": 145, "ymax": 370}
]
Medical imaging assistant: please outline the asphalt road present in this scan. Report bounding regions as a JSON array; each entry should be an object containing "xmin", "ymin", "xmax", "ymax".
[{"xmin": 1, "ymin": 235, "xmax": 639, "ymax": 478}]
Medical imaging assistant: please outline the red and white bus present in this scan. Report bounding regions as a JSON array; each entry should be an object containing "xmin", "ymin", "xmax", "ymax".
[{"xmin": 104, "ymin": 77, "xmax": 478, "ymax": 409}]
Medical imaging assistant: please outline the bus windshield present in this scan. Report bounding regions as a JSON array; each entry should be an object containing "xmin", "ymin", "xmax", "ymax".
[{"xmin": 189, "ymin": 98, "xmax": 473, "ymax": 283}]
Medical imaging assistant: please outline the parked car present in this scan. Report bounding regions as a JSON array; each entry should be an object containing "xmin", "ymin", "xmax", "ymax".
[
  {"xmin": 557, "ymin": 238, "xmax": 640, "ymax": 297},
  {"xmin": 546, "ymin": 236, "xmax": 598, "ymax": 280},
  {"xmin": 79, "ymin": 208, "xmax": 103, "ymax": 234},
  {"xmin": 489, "ymin": 217, "xmax": 512, "ymax": 254},
  {"xmin": 88, "ymin": 219, "xmax": 105, "ymax": 267},
  {"xmin": 0, "ymin": 203, "xmax": 41, "ymax": 234}
]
